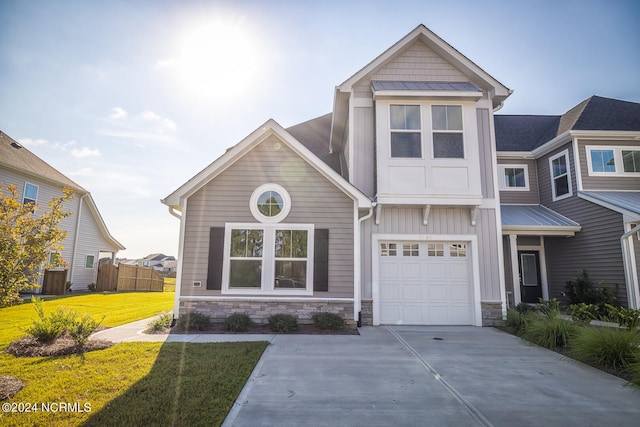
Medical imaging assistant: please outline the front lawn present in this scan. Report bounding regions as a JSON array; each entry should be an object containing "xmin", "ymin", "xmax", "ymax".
[
  {"xmin": 0, "ymin": 341, "xmax": 268, "ymax": 426},
  {"xmin": 0, "ymin": 293, "xmax": 269, "ymax": 426}
]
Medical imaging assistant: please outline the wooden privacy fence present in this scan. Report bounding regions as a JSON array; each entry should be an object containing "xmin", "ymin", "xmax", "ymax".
[{"xmin": 96, "ymin": 263, "xmax": 164, "ymax": 292}]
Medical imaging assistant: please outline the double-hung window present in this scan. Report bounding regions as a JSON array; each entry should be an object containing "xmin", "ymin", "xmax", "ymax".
[
  {"xmin": 23, "ymin": 183, "xmax": 38, "ymax": 205},
  {"xmin": 587, "ymin": 146, "xmax": 640, "ymax": 175},
  {"xmin": 224, "ymin": 224, "xmax": 313, "ymax": 295},
  {"xmin": 390, "ymin": 105, "xmax": 421, "ymax": 158},
  {"xmin": 549, "ymin": 150, "xmax": 572, "ymax": 200},
  {"xmin": 432, "ymin": 105, "xmax": 464, "ymax": 158}
]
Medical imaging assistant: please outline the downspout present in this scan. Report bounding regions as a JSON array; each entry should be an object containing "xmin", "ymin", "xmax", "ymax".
[
  {"xmin": 168, "ymin": 206, "xmax": 182, "ymax": 219},
  {"xmin": 355, "ymin": 203, "xmax": 374, "ymax": 327},
  {"xmin": 621, "ymin": 223, "xmax": 640, "ymax": 309},
  {"xmin": 69, "ymin": 193, "xmax": 87, "ymax": 287}
]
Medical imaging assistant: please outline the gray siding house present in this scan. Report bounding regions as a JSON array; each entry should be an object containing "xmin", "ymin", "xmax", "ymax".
[
  {"xmin": 164, "ymin": 25, "xmax": 640, "ymax": 326},
  {"xmin": 0, "ymin": 131, "xmax": 125, "ymax": 291}
]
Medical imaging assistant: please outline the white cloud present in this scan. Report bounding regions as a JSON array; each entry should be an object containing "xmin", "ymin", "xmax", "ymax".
[
  {"xmin": 110, "ymin": 107, "xmax": 128, "ymax": 119},
  {"xmin": 19, "ymin": 138, "xmax": 76, "ymax": 151},
  {"xmin": 136, "ymin": 110, "xmax": 178, "ymax": 133},
  {"xmin": 139, "ymin": 110, "xmax": 160, "ymax": 121},
  {"xmin": 71, "ymin": 147, "xmax": 101, "ymax": 158}
]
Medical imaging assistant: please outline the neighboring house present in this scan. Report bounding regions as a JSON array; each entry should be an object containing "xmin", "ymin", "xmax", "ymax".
[
  {"xmin": 139, "ymin": 253, "xmax": 176, "ymax": 273},
  {"xmin": 163, "ymin": 24, "xmax": 640, "ymax": 327},
  {"xmin": 0, "ymin": 131, "xmax": 125, "ymax": 291},
  {"xmin": 496, "ymin": 96, "xmax": 640, "ymax": 309}
]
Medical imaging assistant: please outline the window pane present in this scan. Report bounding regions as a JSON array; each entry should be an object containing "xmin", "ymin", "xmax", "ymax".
[
  {"xmin": 275, "ymin": 230, "xmax": 307, "ymax": 258},
  {"xmin": 450, "ymin": 244, "xmax": 467, "ymax": 257},
  {"xmin": 381, "ymin": 243, "xmax": 397, "ymax": 256},
  {"xmin": 432, "ymin": 106, "xmax": 447, "ymax": 130},
  {"xmin": 257, "ymin": 191, "xmax": 283, "ymax": 217},
  {"xmin": 623, "ymin": 150, "xmax": 640, "ymax": 172},
  {"xmin": 432, "ymin": 106, "xmax": 462, "ymax": 130},
  {"xmin": 230, "ymin": 229, "xmax": 263, "ymax": 257},
  {"xmin": 446, "ymin": 106, "xmax": 463, "ymax": 130},
  {"xmin": 552, "ymin": 156, "xmax": 567, "ymax": 177},
  {"xmin": 24, "ymin": 183, "xmax": 38, "ymax": 200},
  {"xmin": 390, "ymin": 105, "xmax": 420, "ymax": 130},
  {"xmin": 85, "ymin": 255, "xmax": 95, "ymax": 269},
  {"xmin": 402, "ymin": 243, "xmax": 419, "ymax": 256},
  {"xmin": 504, "ymin": 168, "xmax": 526, "ymax": 188},
  {"xmin": 229, "ymin": 260, "xmax": 262, "ymax": 287},
  {"xmin": 275, "ymin": 261, "xmax": 307, "ymax": 289},
  {"xmin": 391, "ymin": 132, "xmax": 421, "ymax": 158},
  {"xmin": 590, "ymin": 150, "xmax": 615, "ymax": 172},
  {"xmin": 433, "ymin": 133, "xmax": 464, "ymax": 158},
  {"xmin": 554, "ymin": 175, "xmax": 569, "ymax": 196},
  {"xmin": 428, "ymin": 243, "xmax": 444, "ymax": 257},
  {"xmin": 405, "ymin": 105, "xmax": 420, "ymax": 130}
]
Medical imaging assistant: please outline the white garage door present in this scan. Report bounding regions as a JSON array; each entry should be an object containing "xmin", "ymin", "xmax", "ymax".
[{"xmin": 379, "ymin": 241, "xmax": 472, "ymax": 325}]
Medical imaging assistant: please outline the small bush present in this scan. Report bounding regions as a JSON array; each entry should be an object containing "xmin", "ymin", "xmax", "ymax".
[
  {"xmin": 522, "ymin": 316, "xmax": 577, "ymax": 349},
  {"xmin": 26, "ymin": 297, "xmax": 69, "ymax": 343},
  {"xmin": 571, "ymin": 327, "xmax": 640, "ymax": 370},
  {"xmin": 606, "ymin": 306, "xmax": 640, "ymax": 330},
  {"xmin": 569, "ymin": 303, "xmax": 599, "ymax": 325},
  {"xmin": 268, "ymin": 313, "xmax": 298, "ymax": 333},
  {"xmin": 87, "ymin": 283, "xmax": 96, "ymax": 291},
  {"xmin": 312, "ymin": 312, "xmax": 345, "ymax": 330},
  {"xmin": 514, "ymin": 303, "xmax": 537, "ymax": 314},
  {"xmin": 146, "ymin": 312, "xmax": 173, "ymax": 333},
  {"xmin": 505, "ymin": 308, "xmax": 535, "ymax": 335},
  {"xmin": 225, "ymin": 313, "xmax": 253, "ymax": 332},
  {"xmin": 67, "ymin": 312, "xmax": 104, "ymax": 352},
  {"xmin": 177, "ymin": 312, "xmax": 211, "ymax": 331},
  {"xmin": 536, "ymin": 298, "xmax": 560, "ymax": 318},
  {"xmin": 66, "ymin": 281, "xmax": 73, "ymax": 293},
  {"xmin": 565, "ymin": 270, "xmax": 617, "ymax": 312}
]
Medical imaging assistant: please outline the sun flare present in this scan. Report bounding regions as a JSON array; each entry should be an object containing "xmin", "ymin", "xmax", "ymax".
[{"xmin": 176, "ymin": 21, "xmax": 258, "ymax": 98}]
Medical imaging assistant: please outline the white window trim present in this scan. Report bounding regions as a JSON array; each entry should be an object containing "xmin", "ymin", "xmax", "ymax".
[
  {"xmin": 85, "ymin": 254, "xmax": 96, "ymax": 269},
  {"xmin": 221, "ymin": 223, "xmax": 314, "ymax": 296},
  {"xmin": 389, "ymin": 103, "xmax": 423, "ymax": 159},
  {"xmin": 549, "ymin": 150, "xmax": 573, "ymax": 201},
  {"xmin": 23, "ymin": 182, "xmax": 39, "ymax": 204},
  {"xmin": 430, "ymin": 104, "xmax": 465, "ymax": 160},
  {"xmin": 498, "ymin": 164, "xmax": 530, "ymax": 191},
  {"xmin": 249, "ymin": 183, "xmax": 292, "ymax": 224},
  {"xmin": 586, "ymin": 145, "xmax": 640, "ymax": 176}
]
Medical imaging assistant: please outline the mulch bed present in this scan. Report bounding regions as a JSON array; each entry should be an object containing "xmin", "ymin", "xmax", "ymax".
[
  {"xmin": 159, "ymin": 323, "xmax": 359, "ymax": 335},
  {"xmin": 0, "ymin": 376, "xmax": 25, "ymax": 400},
  {"xmin": 5, "ymin": 334, "xmax": 114, "ymax": 358}
]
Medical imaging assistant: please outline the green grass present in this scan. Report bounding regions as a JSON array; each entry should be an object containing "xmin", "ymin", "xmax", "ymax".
[
  {"xmin": 0, "ymin": 341, "xmax": 268, "ymax": 427},
  {"xmin": 163, "ymin": 277, "xmax": 176, "ymax": 292},
  {"xmin": 0, "ymin": 292, "xmax": 174, "ymax": 348},
  {"xmin": 571, "ymin": 327, "xmax": 640, "ymax": 370}
]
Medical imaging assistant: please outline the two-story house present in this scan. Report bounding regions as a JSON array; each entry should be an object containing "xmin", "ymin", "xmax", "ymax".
[
  {"xmin": 0, "ymin": 131, "xmax": 125, "ymax": 291},
  {"xmin": 496, "ymin": 96, "xmax": 640, "ymax": 310},
  {"xmin": 163, "ymin": 25, "xmax": 640, "ymax": 326}
]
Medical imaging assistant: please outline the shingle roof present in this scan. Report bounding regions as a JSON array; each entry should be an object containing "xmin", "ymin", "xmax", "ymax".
[
  {"xmin": 496, "ymin": 96, "xmax": 640, "ymax": 152},
  {"xmin": 371, "ymin": 80, "xmax": 482, "ymax": 92},
  {"xmin": 0, "ymin": 131, "xmax": 85, "ymax": 191},
  {"xmin": 286, "ymin": 113, "xmax": 341, "ymax": 174}
]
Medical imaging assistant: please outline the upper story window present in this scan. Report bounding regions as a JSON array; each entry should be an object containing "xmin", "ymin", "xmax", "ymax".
[
  {"xmin": 249, "ymin": 184, "xmax": 292, "ymax": 223},
  {"xmin": 498, "ymin": 164, "xmax": 529, "ymax": 191},
  {"xmin": 549, "ymin": 150, "xmax": 572, "ymax": 201},
  {"xmin": 432, "ymin": 105, "xmax": 463, "ymax": 158},
  {"xmin": 586, "ymin": 146, "xmax": 640, "ymax": 175},
  {"xmin": 23, "ymin": 183, "xmax": 38, "ymax": 205},
  {"xmin": 390, "ymin": 105, "xmax": 421, "ymax": 158}
]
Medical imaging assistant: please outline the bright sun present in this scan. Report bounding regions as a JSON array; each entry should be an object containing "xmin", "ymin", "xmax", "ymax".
[{"xmin": 176, "ymin": 21, "xmax": 258, "ymax": 98}]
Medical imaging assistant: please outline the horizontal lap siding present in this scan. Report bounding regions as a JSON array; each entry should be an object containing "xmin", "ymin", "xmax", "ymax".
[
  {"xmin": 182, "ymin": 136, "xmax": 354, "ymax": 298},
  {"xmin": 578, "ymin": 139, "xmax": 640, "ymax": 190},
  {"xmin": 360, "ymin": 207, "xmax": 501, "ymax": 301},
  {"xmin": 538, "ymin": 143, "xmax": 628, "ymax": 306},
  {"xmin": 497, "ymin": 158, "xmax": 540, "ymax": 204}
]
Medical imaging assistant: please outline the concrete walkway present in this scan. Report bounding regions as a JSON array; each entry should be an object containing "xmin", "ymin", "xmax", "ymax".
[{"xmin": 91, "ymin": 319, "xmax": 640, "ymax": 426}]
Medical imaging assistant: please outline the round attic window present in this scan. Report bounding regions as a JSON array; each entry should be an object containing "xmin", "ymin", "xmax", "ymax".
[{"xmin": 250, "ymin": 184, "xmax": 291, "ymax": 223}]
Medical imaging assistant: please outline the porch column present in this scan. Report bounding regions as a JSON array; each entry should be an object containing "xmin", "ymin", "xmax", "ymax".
[{"xmin": 509, "ymin": 234, "xmax": 521, "ymax": 306}]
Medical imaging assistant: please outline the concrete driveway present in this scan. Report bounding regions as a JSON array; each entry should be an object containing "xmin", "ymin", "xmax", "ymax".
[{"xmin": 223, "ymin": 326, "xmax": 640, "ymax": 427}]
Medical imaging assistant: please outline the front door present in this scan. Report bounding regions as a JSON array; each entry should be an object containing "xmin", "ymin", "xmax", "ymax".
[{"xmin": 518, "ymin": 251, "xmax": 542, "ymax": 304}]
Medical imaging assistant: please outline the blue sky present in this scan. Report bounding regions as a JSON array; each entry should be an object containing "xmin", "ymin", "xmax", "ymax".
[{"xmin": 1, "ymin": 0, "xmax": 639, "ymax": 259}]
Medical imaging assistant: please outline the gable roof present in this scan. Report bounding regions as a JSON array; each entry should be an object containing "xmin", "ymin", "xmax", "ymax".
[
  {"xmin": 285, "ymin": 113, "xmax": 340, "ymax": 174},
  {"xmin": 0, "ymin": 130, "xmax": 124, "ymax": 251},
  {"xmin": 162, "ymin": 119, "xmax": 371, "ymax": 209},
  {"xmin": 496, "ymin": 96, "xmax": 640, "ymax": 152}
]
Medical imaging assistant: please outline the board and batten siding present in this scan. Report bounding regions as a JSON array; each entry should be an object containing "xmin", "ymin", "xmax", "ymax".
[
  {"xmin": 360, "ymin": 207, "xmax": 502, "ymax": 302},
  {"xmin": 352, "ymin": 106, "xmax": 375, "ymax": 197},
  {"xmin": 497, "ymin": 158, "xmax": 540, "ymax": 204},
  {"xmin": 181, "ymin": 136, "xmax": 355, "ymax": 298},
  {"xmin": 538, "ymin": 143, "xmax": 628, "ymax": 305},
  {"xmin": 577, "ymin": 139, "xmax": 640, "ymax": 191},
  {"xmin": 477, "ymin": 108, "xmax": 495, "ymax": 199}
]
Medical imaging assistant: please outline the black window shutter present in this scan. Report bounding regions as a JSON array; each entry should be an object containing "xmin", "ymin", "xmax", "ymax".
[
  {"xmin": 314, "ymin": 229, "xmax": 329, "ymax": 292},
  {"xmin": 207, "ymin": 227, "xmax": 225, "ymax": 290}
]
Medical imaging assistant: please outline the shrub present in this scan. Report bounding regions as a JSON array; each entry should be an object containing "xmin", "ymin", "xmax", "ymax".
[
  {"xmin": 177, "ymin": 312, "xmax": 211, "ymax": 331},
  {"xmin": 145, "ymin": 312, "xmax": 173, "ymax": 333},
  {"xmin": 66, "ymin": 281, "xmax": 73, "ymax": 293},
  {"xmin": 67, "ymin": 312, "xmax": 104, "ymax": 352},
  {"xmin": 522, "ymin": 316, "xmax": 577, "ymax": 349},
  {"xmin": 225, "ymin": 313, "xmax": 253, "ymax": 332},
  {"xmin": 312, "ymin": 312, "xmax": 345, "ymax": 330},
  {"xmin": 571, "ymin": 327, "xmax": 640, "ymax": 371},
  {"xmin": 26, "ymin": 297, "xmax": 69, "ymax": 343},
  {"xmin": 568, "ymin": 303, "xmax": 599, "ymax": 325},
  {"xmin": 565, "ymin": 270, "xmax": 617, "ymax": 312},
  {"xmin": 606, "ymin": 306, "xmax": 640, "ymax": 330},
  {"xmin": 268, "ymin": 313, "xmax": 298, "ymax": 333},
  {"xmin": 514, "ymin": 303, "xmax": 537, "ymax": 314},
  {"xmin": 535, "ymin": 298, "xmax": 560, "ymax": 318},
  {"xmin": 87, "ymin": 283, "xmax": 96, "ymax": 291}
]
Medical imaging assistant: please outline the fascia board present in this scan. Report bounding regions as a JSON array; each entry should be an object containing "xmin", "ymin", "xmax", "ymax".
[
  {"xmin": 497, "ymin": 151, "xmax": 535, "ymax": 159},
  {"xmin": 531, "ymin": 131, "xmax": 573, "ymax": 158},
  {"xmin": 532, "ymin": 130, "xmax": 640, "ymax": 159},
  {"xmin": 501, "ymin": 225, "xmax": 580, "ymax": 236},
  {"xmin": 372, "ymin": 90, "xmax": 483, "ymax": 100}
]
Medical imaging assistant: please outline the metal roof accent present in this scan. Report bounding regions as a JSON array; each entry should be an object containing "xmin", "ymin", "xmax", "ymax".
[
  {"xmin": 371, "ymin": 80, "xmax": 482, "ymax": 92},
  {"xmin": 501, "ymin": 204, "xmax": 581, "ymax": 235},
  {"xmin": 579, "ymin": 191, "xmax": 640, "ymax": 217}
]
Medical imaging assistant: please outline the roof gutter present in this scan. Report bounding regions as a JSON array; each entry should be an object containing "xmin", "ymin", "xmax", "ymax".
[
  {"xmin": 168, "ymin": 206, "xmax": 182, "ymax": 219},
  {"xmin": 621, "ymin": 223, "xmax": 640, "ymax": 309}
]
